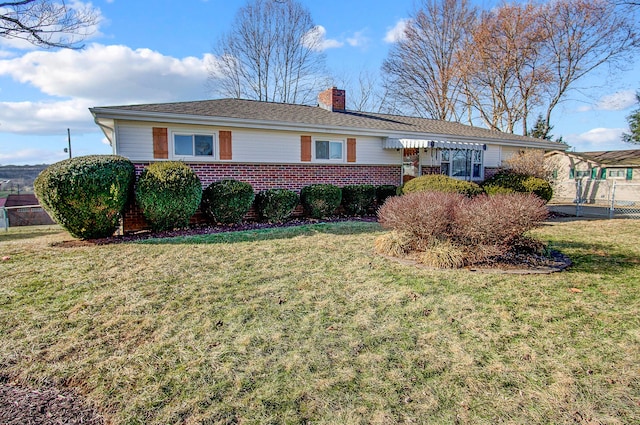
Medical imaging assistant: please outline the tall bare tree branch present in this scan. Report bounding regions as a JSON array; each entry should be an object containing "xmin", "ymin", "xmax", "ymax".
[
  {"xmin": 382, "ymin": 0, "xmax": 476, "ymax": 120},
  {"xmin": 209, "ymin": 0, "xmax": 329, "ymax": 104},
  {"xmin": 0, "ymin": 0, "xmax": 98, "ymax": 49}
]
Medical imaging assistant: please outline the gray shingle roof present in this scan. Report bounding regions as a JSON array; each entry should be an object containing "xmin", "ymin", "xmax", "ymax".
[
  {"xmin": 94, "ymin": 98, "xmax": 565, "ymax": 147},
  {"xmin": 577, "ymin": 149, "xmax": 640, "ymax": 167}
]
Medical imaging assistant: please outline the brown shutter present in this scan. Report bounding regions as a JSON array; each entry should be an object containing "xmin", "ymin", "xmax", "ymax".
[
  {"xmin": 347, "ymin": 138, "xmax": 356, "ymax": 163},
  {"xmin": 301, "ymin": 135, "xmax": 311, "ymax": 162},
  {"xmin": 219, "ymin": 130, "xmax": 232, "ymax": 160},
  {"xmin": 152, "ymin": 127, "xmax": 168, "ymax": 159}
]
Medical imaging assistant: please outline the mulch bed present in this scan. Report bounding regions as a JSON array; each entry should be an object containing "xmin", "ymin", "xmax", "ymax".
[{"xmin": 0, "ymin": 380, "xmax": 103, "ymax": 425}]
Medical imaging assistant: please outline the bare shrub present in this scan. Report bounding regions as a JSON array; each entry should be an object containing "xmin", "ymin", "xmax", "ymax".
[
  {"xmin": 504, "ymin": 149, "xmax": 555, "ymax": 181},
  {"xmin": 419, "ymin": 240, "xmax": 466, "ymax": 269},
  {"xmin": 453, "ymin": 193, "xmax": 548, "ymax": 248},
  {"xmin": 378, "ymin": 191, "xmax": 465, "ymax": 250},
  {"xmin": 374, "ymin": 231, "xmax": 414, "ymax": 257},
  {"xmin": 377, "ymin": 191, "xmax": 548, "ymax": 266}
]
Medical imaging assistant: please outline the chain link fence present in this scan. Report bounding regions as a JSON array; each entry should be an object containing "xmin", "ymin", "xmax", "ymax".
[{"xmin": 549, "ymin": 179, "xmax": 640, "ymax": 218}]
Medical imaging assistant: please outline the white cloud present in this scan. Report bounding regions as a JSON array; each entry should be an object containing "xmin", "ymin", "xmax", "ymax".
[
  {"xmin": 565, "ymin": 127, "xmax": 628, "ymax": 151},
  {"xmin": 346, "ymin": 30, "xmax": 369, "ymax": 48},
  {"xmin": 0, "ymin": 148, "xmax": 68, "ymax": 165},
  {"xmin": 0, "ymin": 44, "xmax": 215, "ymax": 104},
  {"xmin": 0, "ymin": 99, "xmax": 95, "ymax": 134},
  {"xmin": 384, "ymin": 19, "xmax": 409, "ymax": 43},
  {"xmin": 0, "ymin": 43, "xmax": 219, "ymax": 137},
  {"xmin": 302, "ymin": 26, "xmax": 343, "ymax": 52},
  {"xmin": 576, "ymin": 90, "xmax": 637, "ymax": 112},
  {"xmin": 595, "ymin": 90, "xmax": 637, "ymax": 111}
]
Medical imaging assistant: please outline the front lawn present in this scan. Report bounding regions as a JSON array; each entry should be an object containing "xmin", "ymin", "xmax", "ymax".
[{"xmin": 0, "ymin": 219, "xmax": 638, "ymax": 424}]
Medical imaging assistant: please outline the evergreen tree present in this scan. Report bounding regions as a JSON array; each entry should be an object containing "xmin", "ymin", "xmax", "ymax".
[
  {"xmin": 622, "ymin": 91, "xmax": 640, "ymax": 144},
  {"xmin": 529, "ymin": 114, "xmax": 553, "ymax": 140}
]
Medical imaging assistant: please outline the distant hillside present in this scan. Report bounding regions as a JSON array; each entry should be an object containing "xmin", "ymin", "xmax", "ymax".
[{"xmin": 0, "ymin": 164, "xmax": 49, "ymax": 194}]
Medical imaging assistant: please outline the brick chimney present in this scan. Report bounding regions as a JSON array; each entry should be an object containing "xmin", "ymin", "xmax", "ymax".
[{"xmin": 318, "ymin": 87, "xmax": 346, "ymax": 112}]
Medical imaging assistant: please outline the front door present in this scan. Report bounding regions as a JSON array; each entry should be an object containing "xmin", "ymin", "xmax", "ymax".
[{"xmin": 402, "ymin": 148, "xmax": 420, "ymax": 183}]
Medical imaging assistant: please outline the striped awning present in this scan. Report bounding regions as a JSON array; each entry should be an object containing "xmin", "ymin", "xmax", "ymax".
[{"xmin": 383, "ymin": 138, "xmax": 485, "ymax": 151}]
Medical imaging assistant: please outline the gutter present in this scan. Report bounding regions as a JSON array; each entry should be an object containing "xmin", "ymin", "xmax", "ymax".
[{"xmin": 89, "ymin": 108, "xmax": 567, "ymax": 151}]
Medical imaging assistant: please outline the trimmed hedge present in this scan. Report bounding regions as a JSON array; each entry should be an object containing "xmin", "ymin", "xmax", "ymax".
[
  {"xmin": 300, "ymin": 184, "xmax": 342, "ymax": 218},
  {"xmin": 34, "ymin": 155, "xmax": 135, "ymax": 239},
  {"xmin": 400, "ymin": 174, "xmax": 484, "ymax": 197},
  {"xmin": 375, "ymin": 184, "xmax": 398, "ymax": 206},
  {"xmin": 482, "ymin": 171, "xmax": 553, "ymax": 202},
  {"xmin": 135, "ymin": 161, "xmax": 202, "ymax": 231},
  {"xmin": 255, "ymin": 188, "xmax": 299, "ymax": 222},
  {"xmin": 341, "ymin": 184, "xmax": 376, "ymax": 215},
  {"xmin": 201, "ymin": 179, "xmax": 255, "ymax": 224}
]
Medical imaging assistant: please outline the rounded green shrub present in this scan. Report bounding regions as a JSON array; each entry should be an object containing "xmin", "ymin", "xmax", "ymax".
[
  {"xmin": 201, "ymin": 179, "xmax": 255, "ymax": 224},
  {"xmin": 300, "ymin": 184, "xmax": 342, "ymax": 219},
  {"xmin": 135, "ymin": 161, "xmax": 202, "ymax": 231},
  {"xmin": 482, "ymin": 171, "xmax": 553, "ymax": 202},
  {"xmin": 255, "ymin": 188, "xmax": 299, "ymax": 222},
  {"xmin": 522, "ymin": 176, "xmax": 553, "ymax": 202},
  {"xmin": 400, "ymin": 174, "xmax": 484, "ymax": 197},
  {"xmin": 482, "ymin": 184, "xmax": 517, "ymax": 196},
  {"xmin": 341, "ymin": 184, "xmax": 376, "ymax": 215},
  {"xmin": 34, "ymin": 155, "xmax": 135, "ymax": 239},
  {"xmin": 375, "ymin": 184, "xmax": 398, "ymax": 206}
]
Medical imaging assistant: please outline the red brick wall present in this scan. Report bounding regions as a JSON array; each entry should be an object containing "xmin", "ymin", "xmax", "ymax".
[{"xmin": 123, "ymin": 162, "xmax": 401, "ymax": 233}]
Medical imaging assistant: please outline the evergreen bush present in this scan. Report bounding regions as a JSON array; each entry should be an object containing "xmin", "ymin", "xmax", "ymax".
[
  {"xmin": 300, "ymin": 184, "xmax": 342, "ymax": 218},
  {"xmin": 375, "ymin": 184, "xmax": 398, "ymax": 206},
  {"xmin": 255, "ymin": 188, "xmax": 299, "ymax": 222},
  {"xmin": 482, "ymin": 171, "xmax": 553, "ymax": 202},
  {"xmin": 34, "ymin": 155, "xmax": 135, "ymax": 239},
  {"xmin": 201, "ymin": 179, "xmax": 255, "ymax": 224},
  {"xmin": 341, "ymin": 184, "xmax": 376, "ymax": 215},
  {"xmin": 135, "ymin": 161, "xmax": 202, "ymax": 231},
  {"xmin": 400, "ymin": 174, "xmax": 484, "ymax": 197}
]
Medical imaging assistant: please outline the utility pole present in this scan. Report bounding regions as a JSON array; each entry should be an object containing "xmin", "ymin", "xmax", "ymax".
[{"xmin": 64, "ymin": 128, "xmax": 72, "ymax": 158}]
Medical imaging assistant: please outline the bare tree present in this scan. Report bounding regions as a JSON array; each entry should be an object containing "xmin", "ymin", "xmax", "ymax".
[
  {"xmin": 0, "ymin": 0, "xmax": 98, "ymax": 49},
  {"xmin": 382, "ymin": 0, "xmax": 476, "ymax": 120},
  {"xmin": 537, "ymin": 0, "xmax": 640, "ymax": 133},
  {"xmin": 210, "ymin": 0, "xmax": 329, "ymax": 104},
  {"xmin": 331, "ymin": 68, "xmax": 386, "ymax": 112},
  {"xmin": 461, "ymin": 2, "xmax": 550, "ymax": 133}
]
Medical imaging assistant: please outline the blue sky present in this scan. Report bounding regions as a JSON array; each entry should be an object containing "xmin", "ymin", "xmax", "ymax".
[{"xmin": 1, "ymin": 0, "xmax": 639, "ymax": 165}]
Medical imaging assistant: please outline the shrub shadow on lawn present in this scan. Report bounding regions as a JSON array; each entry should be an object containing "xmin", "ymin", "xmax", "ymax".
[
  {"xmin": 0, "ymin": 227, "xmax": 62, "ymax": 242},
  {"xmin": 548, "ymin": 240, "xmax": 640, "ymax": 275},
  {"xmin": 132, "ymin": 218, "xmax": 382, "ymax": 245}
]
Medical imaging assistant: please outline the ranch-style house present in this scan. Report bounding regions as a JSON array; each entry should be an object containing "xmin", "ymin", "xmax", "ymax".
[{"xmin": 90, "ymin": 87, "xmax": 566, "ymax": 231}]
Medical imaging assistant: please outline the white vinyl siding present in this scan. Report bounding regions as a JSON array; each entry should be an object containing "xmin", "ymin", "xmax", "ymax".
[
  {"xmin": 500, "ymin": 146, "xmax": 521, "ymax": 164},
  {"xmin": 114, "ymin": 122, "xmax": 401, "ymax": 165},
  {"xmin": 483, "ymin": 144, "xmax": 501, "ymax": 168},
  {"xmin": 115, "ymin": 123, "xmax": 154, "ymax": 160}
]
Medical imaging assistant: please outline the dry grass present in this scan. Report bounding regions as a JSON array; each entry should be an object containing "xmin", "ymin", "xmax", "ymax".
[
  {"xmin": 373, "ymin": 230, "xmax": 413, "ymax": 257},
  {"xmin": 0, "ymin": 219, "xmax": 639, "ymax": 424},
  {"xmin": 418, "ymin": 240, "xmax": 466, "ymax": 269}
]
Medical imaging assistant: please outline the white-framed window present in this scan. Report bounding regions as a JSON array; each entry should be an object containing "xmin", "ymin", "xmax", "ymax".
[
  {"xmin": 608, "ymin": 169, "xmax": 625, "ymax": 178},
  {"xmin": 172, "ymin": 132, "xmax": 215, "ymax": 158},
  {"xmin": 440, "ymin": 148, "xmax": 483, "ymax": 180},
  {"xmin": 314, "ymin": 139, "xmax": 343, "ymax": 161}
]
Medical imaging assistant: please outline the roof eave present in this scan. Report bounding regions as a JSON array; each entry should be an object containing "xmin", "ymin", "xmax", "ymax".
[{"xmin": 88, "ymin": 107, "xmax": 567, "ymax": 150}]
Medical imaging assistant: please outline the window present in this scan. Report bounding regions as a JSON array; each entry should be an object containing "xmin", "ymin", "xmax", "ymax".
[
  {"xmin": 173, "ymin": 133, "xmax": 214, "ymax": 157},
  {"xmin": 440, "ymin": 148, "xmax": 483, "ymax": 180},
  {"xmin": 609, "ymin": 169, "xmax": 625, "ymax": 178},
  {"xmin": 570, "ymin": 168, "xmax": 591, "ymax": 179},
  {"xmin": 315, "ymin": 140, "xmax": 343, "ymax": 160}
]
